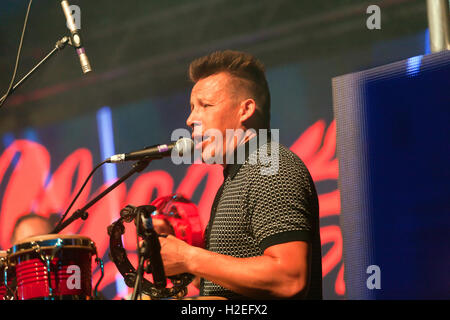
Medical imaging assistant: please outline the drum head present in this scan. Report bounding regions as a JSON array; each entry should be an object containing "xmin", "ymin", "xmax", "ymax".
[{"xmin": 8, "ymin": 234, "xmax": 95, "ymax": 259}]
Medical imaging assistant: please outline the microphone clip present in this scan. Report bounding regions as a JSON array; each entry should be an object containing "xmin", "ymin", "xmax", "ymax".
[
  {"xmin": 55, "ymin": 36, "xmax": 71, "ymax": 50},
  {"xmin": 56, "ymin": 35, "xmax": 79, "ymax": 50}
]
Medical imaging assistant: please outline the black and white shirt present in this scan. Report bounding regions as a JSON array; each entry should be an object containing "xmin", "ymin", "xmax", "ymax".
[{"xmin": 200, "ymin": 138, "xmax": 323, "ymax": 299}]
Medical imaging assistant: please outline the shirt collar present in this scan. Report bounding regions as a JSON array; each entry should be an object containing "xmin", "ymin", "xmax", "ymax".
[{"xmin": 222, "ymin": 134, "xmax": 264, "ymax": 180}]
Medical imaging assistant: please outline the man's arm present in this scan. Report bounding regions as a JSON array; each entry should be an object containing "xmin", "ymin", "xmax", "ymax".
[{"xmin": 159, "ymin": 235, "xmax": 311, "ymax": 299}]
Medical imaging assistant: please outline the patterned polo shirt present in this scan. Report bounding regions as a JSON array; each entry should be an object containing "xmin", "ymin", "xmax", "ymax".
[{"xmin": 200, "ymin": 138, "xmax": 323, "ymax": 299}]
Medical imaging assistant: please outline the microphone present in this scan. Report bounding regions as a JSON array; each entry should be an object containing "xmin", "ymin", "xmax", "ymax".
[
  {"xmin": 60, "ymin": 1, "xmax": 92, "ymax": 74},
  {"xmin": 106, "ymin": 137, "xmax": 194, "ymax": 163}
]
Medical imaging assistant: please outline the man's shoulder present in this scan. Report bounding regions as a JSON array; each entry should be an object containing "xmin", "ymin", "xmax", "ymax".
[{"xmin": 275, "ymin": 141, "xmax": 305, "ymax": 164}]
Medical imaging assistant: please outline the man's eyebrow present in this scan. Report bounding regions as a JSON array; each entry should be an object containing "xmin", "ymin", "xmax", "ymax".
[{"xmin": 191, "ymin": 96, "xmax": 210, "ymax": 106}]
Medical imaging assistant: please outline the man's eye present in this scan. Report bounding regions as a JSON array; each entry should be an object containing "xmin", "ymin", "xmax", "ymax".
[{"xmin": 203, "ymin": 104, "xmax": 212, "ymax": 108}]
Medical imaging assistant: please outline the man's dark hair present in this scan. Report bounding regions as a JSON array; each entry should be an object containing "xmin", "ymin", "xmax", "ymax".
[{"xmin": 189, "ymin": 50, "xmax": 271, "ymax": 129}]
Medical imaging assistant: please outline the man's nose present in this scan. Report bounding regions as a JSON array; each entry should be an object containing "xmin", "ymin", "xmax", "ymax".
[{"xmin": 186, "ymin": 109, "xmax": 195, "ymax": 129}]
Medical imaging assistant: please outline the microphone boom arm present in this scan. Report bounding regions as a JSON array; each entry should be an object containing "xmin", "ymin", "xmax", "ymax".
[
  {"xmin": 0, "ymin": 35, "xmax": 71, "ymax": 105},
  {"xmin": 52, "ymin": 160, "xmax": 151, "ymax": 234}
]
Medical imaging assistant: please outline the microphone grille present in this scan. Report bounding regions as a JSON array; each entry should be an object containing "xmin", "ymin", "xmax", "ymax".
[{"xmin": 174, "ymin": 138, "xmax": 194, "ymax": 156}]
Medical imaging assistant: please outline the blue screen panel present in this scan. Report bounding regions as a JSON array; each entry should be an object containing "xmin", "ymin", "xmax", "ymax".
[{"xmin": 333, "ymin": 50, "xmax": 450, "ymax": 299}]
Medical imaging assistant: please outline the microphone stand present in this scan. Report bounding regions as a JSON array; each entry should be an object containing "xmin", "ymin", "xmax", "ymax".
[
  {"xmin": 131, "ymin": 206, "xmax": 167, "ymax": 300},
  {"xmin": 0, "ymin": 35, "xmax": 75, "ymax": 105},
  {"xmin": 52, "ymin": 160, "xmax": 151, "ymax": 234}
]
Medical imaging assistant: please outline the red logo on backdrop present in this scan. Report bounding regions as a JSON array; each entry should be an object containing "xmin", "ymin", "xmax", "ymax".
[{"xmin": 0, "ymin": 119, "xmax": 344, "ymax": 298}]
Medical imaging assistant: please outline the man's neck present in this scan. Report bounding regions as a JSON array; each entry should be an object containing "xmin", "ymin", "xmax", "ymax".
[{"xmin": 221, "ymin": 130, "xmax": 258, "ymax": 169}]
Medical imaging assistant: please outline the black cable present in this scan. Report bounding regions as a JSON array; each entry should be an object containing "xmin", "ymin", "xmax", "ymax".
[
  {"xmin": 0, "ymin": 0, "xmax": 33, "ymax": 109},
  {"xmin": 53, "ymin": 160, "xmax": 107, "ymax": 232}
]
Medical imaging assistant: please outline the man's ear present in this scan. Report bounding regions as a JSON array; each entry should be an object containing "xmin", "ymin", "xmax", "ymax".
[{"xmin": 239, "ymin": 98, "xmax": 257, "ymax": 123}]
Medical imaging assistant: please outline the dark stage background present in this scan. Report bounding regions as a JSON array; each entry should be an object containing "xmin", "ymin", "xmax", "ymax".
[{"xmin": 0, "ymin": 0, "xmax": 434, "ymax": 299}]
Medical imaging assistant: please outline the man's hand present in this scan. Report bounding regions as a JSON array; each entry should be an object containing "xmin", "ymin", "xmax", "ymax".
[
  {"xmin": 150, "ymin": 218, "xmax": 192, "ymax": 276},
  {"xmin": 158, "ymin": 234, "xmax": 193, "ymax": 276},
  {"xmin": 152, "ymin": 218, "xmax": 175, "ymax": 235}
]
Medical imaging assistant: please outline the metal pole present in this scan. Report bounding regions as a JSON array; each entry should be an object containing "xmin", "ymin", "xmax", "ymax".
[{"xmin": 426, "ymin": 0, "xmax": 450, "ymax": 53}]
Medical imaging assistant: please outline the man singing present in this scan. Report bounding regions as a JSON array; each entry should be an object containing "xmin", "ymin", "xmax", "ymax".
[{"xmin": 159, "ymin": 50, "xmax": 322, "ymax": 299}]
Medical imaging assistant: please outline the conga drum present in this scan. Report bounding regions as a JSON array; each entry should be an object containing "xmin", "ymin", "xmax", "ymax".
[{"xmin": 7, "ymin": 234, "xmax": 101, "ymax": 300}]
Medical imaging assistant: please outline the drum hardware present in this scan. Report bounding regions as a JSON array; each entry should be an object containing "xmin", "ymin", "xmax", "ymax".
[
  {"xmin": 1, "ymin": 256, "xmax": 16, "ymax": 300},
  {"xmin": 93, "ymin": 256, "xmax": 104, "ymax": 299},
  {"xmin": 30, "ymin": 238, "xmax": 63, "ymax": 297},
  {"xmin": 3, "ymin": 269, "xmax": 14, "ymax": 300}
]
